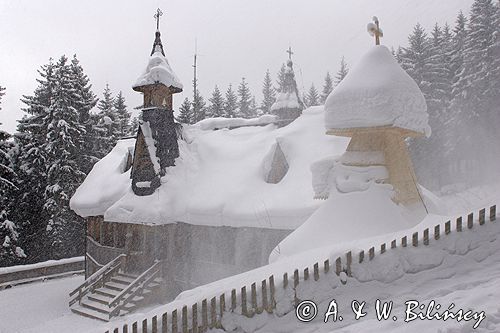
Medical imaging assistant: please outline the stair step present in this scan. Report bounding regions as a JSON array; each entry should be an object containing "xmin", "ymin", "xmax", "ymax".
[
  {"xmin": 71, "ymin": 304, "xmax": 110, "ymax": 322},
  {"xmin": 89, "ymin": 292, "xmax": 146, "ymax": 306},
  {"xmin": 94, "ymin": 287, "xmax": 120, "ymax": 298},
  {"xmin": 81, "ymin": 298, "xmax": 113, "ymax": 314},
  {"xmin": 87, "ymin": 293, "xmax": 112, "ymax": 305},
  {"xmin": 111, "ymin": 275, "xmax": 135, "ymax": 285},
  {"xmin": 105, "ymin": 281, "xmax": 126, "ymax": 291},
  {"xmin": 118, "ymin": 272, "xmax": 139, "ymax": 280}
]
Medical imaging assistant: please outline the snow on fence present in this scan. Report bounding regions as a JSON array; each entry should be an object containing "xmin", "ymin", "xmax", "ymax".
[
  {"xmin": 0, "ymin": 256, "xmax": 84, "ymax": 289},
  {"xmin": 104, "ymin": 205, "xmax": 497, "ymax": 333}
]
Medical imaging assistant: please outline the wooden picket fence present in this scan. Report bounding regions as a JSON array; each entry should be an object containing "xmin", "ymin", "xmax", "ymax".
[{"xmin": 104, "ymin": 205, "xmax": 497, "ymax": 333}]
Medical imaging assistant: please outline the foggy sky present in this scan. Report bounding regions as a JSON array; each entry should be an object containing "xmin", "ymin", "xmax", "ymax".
[{"xmin": 0, "ymin": 0, "xmax": 474, "ymax": 133}]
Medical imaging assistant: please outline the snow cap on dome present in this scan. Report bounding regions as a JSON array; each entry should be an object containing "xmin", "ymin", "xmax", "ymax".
[
  {"xmin": 325, "ymin": 45, "xmax": 430, "ymax": 137},
  {"xmin": 133, "ymin": 46, "xmax": 183, "ymax": 92}
]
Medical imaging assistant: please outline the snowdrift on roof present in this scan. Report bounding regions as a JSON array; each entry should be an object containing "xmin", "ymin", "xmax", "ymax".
[
  {"xmin": 71, "ymin": 107, "xmax": 350, "ymax": 230},
  {"xmin": 133, "ymin": 47, "xmax": 183, "ymax": 90},
  {"xmin": 325, "ymin": 45, "xmax": 430, "ymax": 137}
]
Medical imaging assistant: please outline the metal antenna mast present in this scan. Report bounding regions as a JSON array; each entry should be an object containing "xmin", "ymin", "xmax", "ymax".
[{"xmin": 193, "ymin": 39, "xmax": 198, "ymax": 122}]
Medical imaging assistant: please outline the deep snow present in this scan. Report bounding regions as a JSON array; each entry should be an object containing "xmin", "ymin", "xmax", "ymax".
[
  {"xmin": 325, "ymin": 45, "xmax": 430, "ymax": 137},
  {"xmin": 71, "ymin": 107, "xmax": 350, "ymax": 229}
]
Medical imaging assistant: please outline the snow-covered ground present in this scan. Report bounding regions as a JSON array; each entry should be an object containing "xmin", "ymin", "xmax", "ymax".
[
  {"xmin": 1, "ymin": 185, "xmax": 499, "ymax": 332},
  {"xmin": 0, "ymin": 275, "xmax": 92, "ymax": 333}
]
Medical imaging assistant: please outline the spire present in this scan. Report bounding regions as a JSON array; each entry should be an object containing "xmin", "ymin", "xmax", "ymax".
[{"xmin": 151, "ymin": 8, "xmax": 165, "ymax": 56}]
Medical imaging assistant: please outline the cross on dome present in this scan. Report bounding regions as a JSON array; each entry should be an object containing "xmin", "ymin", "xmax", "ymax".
[
  {"xmin": 367, "ymin": 16, "xmax": 384, "ymax": 45},
  {"xmin": 154, "ymin": 8, "xmax": 163, "ymax": 31}
]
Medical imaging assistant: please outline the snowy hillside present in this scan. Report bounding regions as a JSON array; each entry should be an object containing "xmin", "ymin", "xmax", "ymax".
[{"xmin": 71, "ymin": 107, "xmax": 350, "ymax": 229}]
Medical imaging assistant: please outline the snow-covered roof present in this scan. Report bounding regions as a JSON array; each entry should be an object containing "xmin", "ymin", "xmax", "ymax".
[
  {"xmin": 325, "ymin": 45, "xmax": 430, "ymax": 137},
  {"xmin": 70, "ymin": 107, "xmax": 350, "ymax": 229},
  {"xmin": 70, "ymin": 139, "xmax": 134, "ymax": 217},
  {"xmin": 133, "ymin": 45, "xmax": 183, "ymax": 91},
  {"xmin": 195, "ymin": 115, "xmax": 277, "ymax": 131},
  {"xmin": 271, "ymin": 91, "xmax": 301, "ymax": 112}
]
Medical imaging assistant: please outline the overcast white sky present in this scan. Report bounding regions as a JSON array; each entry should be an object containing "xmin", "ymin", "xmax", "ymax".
[{"xmin": 0, "ymin": 0, "xmax": 473, "ymax": 133}]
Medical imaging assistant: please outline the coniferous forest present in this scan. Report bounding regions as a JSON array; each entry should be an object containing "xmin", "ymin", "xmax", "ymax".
[{"xmin": 1, "ymin": 0, "xmax": 499, "ymax": 267}]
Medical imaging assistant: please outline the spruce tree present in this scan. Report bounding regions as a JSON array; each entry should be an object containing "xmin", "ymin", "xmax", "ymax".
[
  {"xmin": 207, "ymin": 85, "xmax": 225, "ymax": 118},
  {"xmin": 191, "ymin": 78, "xmax": 208, "ymax": 123},
  {"xmin": 237, "ymin": 77, "xmax": 254, "ymax": 118},
  {"xmin": 305, "ymin": 84, "xmax": 320, "ymax": 106},
  {"xmin": 276, "ymin": 64, "xmax": 287, "ymax": 92},
  {"xmin": 129, "ymin": 115, "xmax": 140, "ymax": 135},
  {"xmin": 178, "ymin": 97, "xmax": 192, "ymax": 124},
  {"xmin": 224, "ymin": 85, "xmax": 238, "ymax": 118},
  {"xmin": 95, "ymin": 84, "xmax": 118, "ymax": 156},
  {"xmin": 114, "ymin": 91, "xmax": 131, "ymax": 138},
  {"xmin": 0, "ymin": 86, "xmax": 24, "ymax": 266},
  {"xmin": 43, "ymin": 56, "xmax": 87, "ymax": 259},
  {"xmin": 334, "ymin": 57, "xmax": 349, "ymax": 86},
  {"xmin": 13, "ymin": 60, "xmax": 56, "ymax": 263},
  {"xmin": 69, "ymin": 55, "xmax": 98, "ymax": 174},
  {"xmin": 320, "ymin": 72, "xmax": 334, "ymax": 104},
  {"xmin": 261, "ymin": 70, "xmax": 276, "ymax": 114}
]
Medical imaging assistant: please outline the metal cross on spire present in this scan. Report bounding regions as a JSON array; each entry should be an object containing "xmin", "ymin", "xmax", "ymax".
[
  {"xmin": 154, "ymin": 8, "xmax": 163, "ymax": 31},
  {"xmin": 286, "ymin": 46, "xmax": 294, "ymax": 60},
  {"xmin": 367, "ymin": 16, "xmax": 384, "ymax": 45}
]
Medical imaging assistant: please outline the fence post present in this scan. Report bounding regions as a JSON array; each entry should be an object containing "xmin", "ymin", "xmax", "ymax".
[
  {"xmin": 490, "ymin": 205, "xmax": 496, "ymax": 221},
  {"xmin": 324, "ymin": 259, "xmax": 330, "ymax": 274},
  {"xmin": 335, "ymin": 257, "xmax": 341, "ymax": 275},
  {"xmin": 359, "ymin": 250, "xmax": 364, "ymax": 264},
  {"xmin": 219, "ymin": 293, "xmax": 226, "ymax": 318},
  {"xmin": 210, "ymin": 297, "xmax": 217, "ymax": 328},
  {"xmin": 192, "ymin": 304, "xmax": 198, "ymax": 333},
  {"xmin": 261, "ymin": 279, "xmax": 268, "ymax": 311},
  {"xmin": 434, "ymin": 225, "xmax": 440, "ymax": 240},
  {"xmin": 132, "ymin": 322, "xmax": 138, "ymax": 333},
  {"xmin": 114, "ymin": 328, "xmax": 119, "ymax": 333},
  {"xmin": 162, "ymin": 313, "xmax": 168, "ymax": 333},
  {"xmin": 369, "ymin": 247, "xmax": 375, "ymax": 260},
  {"xmin": 143, "ymin": 319, "xmax": 148, "ymax": 333},
  {"xmin": 467, "ymin": 213, "xmax": 474, "ymax": 229},
  {"xmin": 479, "ymin": 209, "xmax": 486, "ymax": 225},
  {"xmin": 283, "ymin": 273, "xmax": 288, "ymax": 289},
  {"xmin": 445, "ymin": 221, "xmax": 451, "ymax": 234},
  {"xmin": 381, "ymin": 243, "xmax": 386, "ymax": 254},
  {"xmin": 293, "ymin": 269, "xmax": 299, "ymax": 288},
  {"xmin": 202, "ymin": 299, "xmax": 208, "ymax": 331},
  {"xmin": 152, "ymin": 316, "xmax": 157, "ymax": 333},
  {"xmin": 412, "ymin": 232, "xmax": 418, "ymax": 247},
  {"xmin": 123, "ymin": 324, "xmax": 129, "ymax": 333},
  {"xmin": 423, "ymin": 228, "xmax": 429, "ymax": 245},
  {"xmin": 231, "ymin": 289, "xmax": 237, "ymax": 312},
  {"xmin": 346, "ymin": 251, "xmax": 352, "ymax": 277},
  {"xmin": 313, "ymin": 263, "xmax": 319, "ymax": 281},
  {"xmin": 269, "ymin": 275, "xmax": 276, "ymax": 311},
  {"xmin": 303, "ymin": 267, "xmax": 309, "ymax": 281},
  {"xmin": 181, "ymin": 306, "xmax": 188, "ymax": 333},
  {"xmin": 402, "ymin": 236, "xmax": 407, "ymax": 247},
  {"xmin": 172, "ymin": 309, "xmax": 178, "ymax": 333},
  {"xmin": 391, "ymin": 240, "xmax": 396, "ymax": 249},
  {"xmin": 457, "ymin": 217, "xmax": 462, "ymax": 232},
  {"xmin": 251, "ymin": 283, "xmax": 257, "ymax": 314},
  {"xmin": 241, "ymin": 287, "xmax": 248, "ymax": 317}
]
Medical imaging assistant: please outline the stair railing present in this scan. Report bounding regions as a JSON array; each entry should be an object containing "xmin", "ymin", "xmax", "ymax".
[
  {"xmin": 108, "ymin": 260, "xmax": 162, "ymax": 318},
  {"xmin": 69, "ymin": 254, "xmax": 126, "ymax": 306}
]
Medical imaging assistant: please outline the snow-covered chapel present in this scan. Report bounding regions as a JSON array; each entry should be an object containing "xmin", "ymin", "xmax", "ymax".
[{"xmin": 68, "ymin": 14, "xmax": 348, "ymax": 319}]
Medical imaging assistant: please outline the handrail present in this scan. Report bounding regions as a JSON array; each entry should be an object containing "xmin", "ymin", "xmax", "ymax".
[
  {"xmin": 109, "ymin": 260, "xmax": 162, "ymax": 311},
  {"xmin": 69, "ymin": 254, "xmax": 126, "ymax": 306}
]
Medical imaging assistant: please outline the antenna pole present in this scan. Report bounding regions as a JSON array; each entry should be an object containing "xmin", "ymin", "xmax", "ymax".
[{"xmin": 193, "ymin": 40, "xmax": 198, "ymax": 122}]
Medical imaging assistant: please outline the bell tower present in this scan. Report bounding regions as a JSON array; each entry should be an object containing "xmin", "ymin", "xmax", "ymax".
[{"xmin": 130, "ymin": 8, "xmax": 184, "ymax": 196}]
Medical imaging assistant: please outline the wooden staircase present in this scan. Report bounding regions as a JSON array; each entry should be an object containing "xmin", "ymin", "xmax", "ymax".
[{"xmin": 69, "ymin": 255, "xmax": 163, "ymax": 322}]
